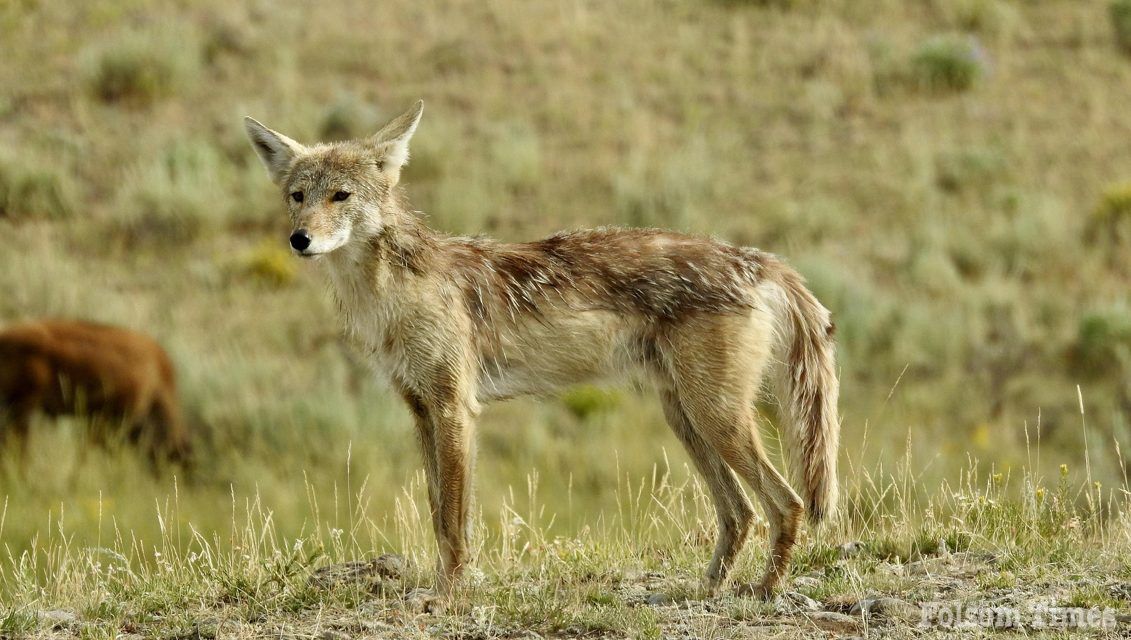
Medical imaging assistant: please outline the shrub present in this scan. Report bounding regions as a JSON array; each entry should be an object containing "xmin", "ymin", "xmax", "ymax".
[
  {"xmin": 1068, "ymin": 309, "xmax": 1131, "ymax": 378},
  {"xmin": 0, "ymin": 155, "xmax": 75, "ymax": 220},
  {"xmin": 561, "ymin": 386, "xmax": 621, "ymax": 422},
  {"xmin": 116, "ymin": 140, "xmax": 228, "ymax": 245},
  {"xmin": 934, "ymin": 147, "xmax": 1006, "ymax": 194},
  {"xmin": 240, "ymin": 241, "xmax": 297, "ymax": 287},
  {"xmin": 201, "ymin": 14, "xmax": 255, "ymax": 64},
  {"xmin": 614, "ymin": 143, "xmax": 711, "ymax": 230},
  {"xmin": 1087, "ymin": 182, "xmax": 1131, "ymax": 245},
  {"xmin": 1112, "ymin": 0, "xmax": 1131, "ymax": 54},
  {"xmin": 943, "ymin": 0, "xmax": 1019, "ymax": 36},
  {"xmin": 910, "ymin": 35, "xmax": 987, "ymax": 92},
  {"xmin": 83, "ymin": 28, "xmax": 200, "ymax": 105},
  {"xmin": 489, "ymin": 123, "xmax": 542, "ymax": 193},
  {"xmin": 319, "ymin": 93, "xmax": 381, "ymax": 142}
]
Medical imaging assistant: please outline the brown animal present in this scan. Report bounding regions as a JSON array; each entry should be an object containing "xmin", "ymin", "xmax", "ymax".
[
  {"xmin": 0, "ymin": 319, "xmax": 191, "ymax": 468},
  {"xmin": 245, "ymin": 101, "xmax": 840, "ymax": 604}
]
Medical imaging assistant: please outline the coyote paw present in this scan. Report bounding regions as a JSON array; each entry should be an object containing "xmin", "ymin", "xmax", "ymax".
[
  {"xmin": 404, "ymin": 588, "xmax": 446, "ymax": 614},
  {"xmin": 735, "ymin": 581, "xmax": 775, "ymax": 601}
]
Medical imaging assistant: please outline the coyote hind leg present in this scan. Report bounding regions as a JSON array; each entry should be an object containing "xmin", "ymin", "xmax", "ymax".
[
  {"xmin": 667, "ymin": 313, "xmax": 805, "ymax": 598},
  {"xmin": 659, "ymin": 389, "xmax": 754, "ymax": 593},
  {"xmin": 680, "ymin": 398, "xmax": 804, "ymax": 598}
]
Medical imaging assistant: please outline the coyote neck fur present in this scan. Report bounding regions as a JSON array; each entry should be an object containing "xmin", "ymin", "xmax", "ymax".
[{"xmin": 323, "ymin": 200, "xmax": 440, "ymax": 349}]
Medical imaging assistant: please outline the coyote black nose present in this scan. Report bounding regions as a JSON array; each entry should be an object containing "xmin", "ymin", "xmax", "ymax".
[{"xmin": 289, "ymin": 230, "xmax": 312, "ymax": 252}]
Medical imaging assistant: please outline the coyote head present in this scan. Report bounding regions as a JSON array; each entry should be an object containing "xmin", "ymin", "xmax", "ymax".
[{"xmin": 244, "ymin": 101, "xmax": 423, "ymax": 257}]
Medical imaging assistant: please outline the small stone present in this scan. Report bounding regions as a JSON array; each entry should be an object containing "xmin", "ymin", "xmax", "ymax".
[
  {"xmin": 1109, "ymin": 583, "xmax": 1131, "ymax": 600},
  {"xmin": 773, "ymin": 591, "xmax": 821, "ymax": 613},
  {"xmin": 372, "ymin": 553, "xmax": 407, "ymax": 580},
  {"xmin": 878, "ymin": 562, "xmax": 905, "ymax": 576},
  {"xmin": 792, "ymin": 576, "xmax": 821, "ymax": 590},
  {"xmin": 806, "ymin": 611, "xmax": 862, "ymax": 634},
  {"xmin": 310, "ymin": 553, "xmax": 409, "ymax": 591}
]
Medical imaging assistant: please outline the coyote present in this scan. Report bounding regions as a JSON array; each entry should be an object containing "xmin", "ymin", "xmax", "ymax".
[
  {"xmin": 245, "ymin": 102, "xmax": 840, "ymax": 601},
  {"xmin": 0, "ymin": 319, "xmax": 192, "ymax": 468}
]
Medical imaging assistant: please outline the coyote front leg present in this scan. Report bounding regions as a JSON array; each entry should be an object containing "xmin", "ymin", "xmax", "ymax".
[
  {"xmin": 400, "ymin": 381, "xmax": 474, "ymax": 592},
  {"xmin": 397, "ymin": 386, "xmax": 443, "ymax": 555},
  {"xmin": 430, "ymin": 401, "xmax": 474, "ymax": 593}
]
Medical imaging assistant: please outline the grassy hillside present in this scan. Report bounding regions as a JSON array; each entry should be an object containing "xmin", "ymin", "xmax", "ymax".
[{"xmin": 2, "ymin": 0, "xmax": 1131, "ymax": 634}]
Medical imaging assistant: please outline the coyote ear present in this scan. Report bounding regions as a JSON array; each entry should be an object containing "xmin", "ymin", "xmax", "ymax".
[
  {"xmin": 370, "ymin": 100, "xmax": 423, "ymax": 172},
  {"xmin": 244, "ymin": 117, "xmax": 306, "ymax": 184}
]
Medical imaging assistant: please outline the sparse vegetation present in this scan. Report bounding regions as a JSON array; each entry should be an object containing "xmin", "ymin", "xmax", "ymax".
[
  {"xmin": 0, "ymin": 155, "xmax": 75, "ymax": 220},
  {"xmin": 114, "ymin": 140, "xmax": 231, "ymax": 245},
  {"xmin": 910, "ymin": 34, "xmax": 987, "ymax": 92},
  {"xmin": 82, "ymin": 27, "xmax": 201, "ymax": 105}
]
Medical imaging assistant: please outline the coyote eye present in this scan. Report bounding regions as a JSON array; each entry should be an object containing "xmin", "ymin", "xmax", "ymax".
[
  {"xmin": 291, "ymin": 191, "xmax": 304, "ymax": 203},
  {"xmin": 332, "ymin": 191, "xmax": 351, "ymax": 202}
]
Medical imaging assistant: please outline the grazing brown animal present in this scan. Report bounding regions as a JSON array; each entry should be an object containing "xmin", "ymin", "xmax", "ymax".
[
  {"xmin": 0, "ymin": 319, "xmax": 191, "ymax": 468},
  {"xmin": 245, "ymin": 101, "xmax": 840, "ymax": 604}
]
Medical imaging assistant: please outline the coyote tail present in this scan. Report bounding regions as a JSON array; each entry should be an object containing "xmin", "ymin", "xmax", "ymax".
[{"xmin": 770, "ymin": 266, "xmax": 841, "ymax": 525}]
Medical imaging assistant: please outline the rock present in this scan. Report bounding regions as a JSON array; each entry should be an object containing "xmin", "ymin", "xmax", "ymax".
[
  {"xmin": 38, "ymin": 610, "xmax": 77, "ymax": 629},
  {"xmin": 1109, "ymin": 583, "xmax": 1131, "ymax": 600},
  {"xmin": 849, "ymin": 597, "xmax": 922, "ymax": 624},
  {"xmin": 792, "ymin": 576, "xmax": 821, "ymax": 590},
  {"xmin": 877, "ymin": 562, "xmax": 905, "ymax": 576},
  {"xmin": 309, "ymin": 553, "xmax": 408, "ymax": 590},
  {"xmin": 773, "ymin": 591, "xmax": 821, "ymax": 613},
  {"xmin": 838, "ymin": 541, "xmax": 866, "ymax": 559},
  {"xmin": 806, "ymin": 611, "xmax": 862, "ymax": 634},
  {"xmin": 372, "ymin": 553, "xmax": 408, "ymax": 579},
  {"xmin": 405, "ymin": 587, "xmax": 445, "ymax": 615}
]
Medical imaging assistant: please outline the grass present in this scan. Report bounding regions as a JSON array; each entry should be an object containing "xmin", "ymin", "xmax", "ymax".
[
  {"xmin": 2, "ymin": 453, "xmax": 1129, "ymax": 638},
  {"xmin": 2, "ymin": 0, "xmax": 1131, "ymax": 635}
]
